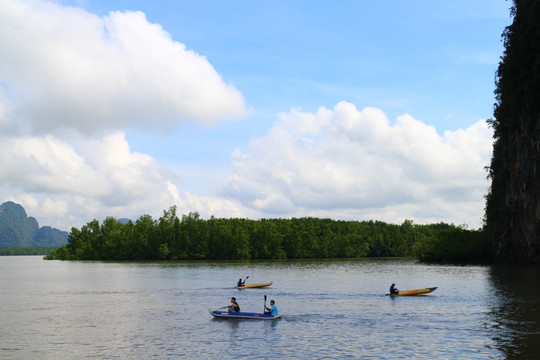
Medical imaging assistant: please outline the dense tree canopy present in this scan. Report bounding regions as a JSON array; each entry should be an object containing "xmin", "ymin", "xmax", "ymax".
[
  {"xmin": 45, "ymin": 206, "xmax": 487, "ymax": 262},
  {"xmin": 0, "ymin": 247, "xmax": 56, "ymax": 256}
]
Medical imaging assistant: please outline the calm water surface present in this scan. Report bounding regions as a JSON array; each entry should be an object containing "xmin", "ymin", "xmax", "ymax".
[{"xmin": 1, "ymin": 256, "xmax": 539, "ymax": 359}]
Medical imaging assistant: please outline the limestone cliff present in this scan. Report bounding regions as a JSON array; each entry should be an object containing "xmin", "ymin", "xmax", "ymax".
[{"xmin": 485, "ymin": 0, "xmax": 540, "ymax": 263}]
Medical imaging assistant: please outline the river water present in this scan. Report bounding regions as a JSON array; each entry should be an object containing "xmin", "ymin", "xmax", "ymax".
[{"xmin": 1, "ymin": 256, "xmax": 539, "ymax": 359}]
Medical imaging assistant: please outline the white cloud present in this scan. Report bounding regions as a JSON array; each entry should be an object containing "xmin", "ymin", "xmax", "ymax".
[
  {"xmin": 0, "ymin": 101, "xmax": 493, "ymax": 230},
  {"xmin": 0, "ymin": 0, "xmax": 252, "ymax": 230},
  {"xmin": 0, "ymin": 132, "xmax": 182, "ymax": 228},
  {"xmin": 180, "ymin": 192, "xmax": 256, "ymax": 219},
  {"xmin": 0, "ymin": 129, "xmax": 260, "ymax": 229},
  {"xmin": 222, "ymin": 101, "xmax": 493, "ymax": 228},
  {"xmin": 0, "ymin": 1, "xmax": 495, "ymax": 231},
  {"xmin": 0, "ymin": 0, "xmax": 246, "ymax": 135}
]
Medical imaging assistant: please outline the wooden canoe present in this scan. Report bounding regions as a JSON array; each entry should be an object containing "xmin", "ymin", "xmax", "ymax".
[
  {"xmin": 236, "ymin": 281, "xmax": 273, "ymax": 289},
  {"xmin": 386, "ymin": 287, "xmax": 437, "ymax": 296}
]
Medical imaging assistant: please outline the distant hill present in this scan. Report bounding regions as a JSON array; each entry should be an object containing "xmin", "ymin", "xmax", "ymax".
[{"xmin": 0, "ymin": 201, "xmax": 68, "ymax": 247}]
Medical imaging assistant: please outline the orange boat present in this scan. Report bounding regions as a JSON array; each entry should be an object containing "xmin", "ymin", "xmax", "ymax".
[
  {"xmin": 386, "ymin": 287, "xmax": 437, "ymax": 296},
  {"xmin": 236, "ymin": 282, "xmax": 273, "ymax": 289}
]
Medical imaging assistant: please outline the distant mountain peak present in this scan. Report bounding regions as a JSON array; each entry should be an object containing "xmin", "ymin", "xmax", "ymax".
[{"xmin": 0, "ymin": 201, "xmax": 68, "ymax": 248}]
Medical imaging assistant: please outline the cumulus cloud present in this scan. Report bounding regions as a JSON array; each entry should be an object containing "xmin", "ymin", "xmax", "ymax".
[
  {"xmin": 222, "ymin": 101, "xmax": 493, "ymax": 228},
  {"xmin": 0, "ymin": 0, "xmax": 246, "ymax": 135},
  {"xmin": 0, "ymin": 100, "xmax": 494, "ymax": 230},
  {"xmin": 0, "ymin": 1, "xmax": 494, "ymax": 230},
  {"xmin": 179, "ymin": 192, "xmax": 257, "ymax": 219},
  {"xmin": 0, "ymin": 129, "xmax": 255, "ymax": 229},
  {"xmin": 0, "ymin": 130, "xmax": 258, "ymax": 230},
  {"xmin": 0, "ymin": 132, "xmax": 179, "ymax": 228},
  {"xmin": 0, "ymin": 0, "xmax": 252, "ymax": 229}
]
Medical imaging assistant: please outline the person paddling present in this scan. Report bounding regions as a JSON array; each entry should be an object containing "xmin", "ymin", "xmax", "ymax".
[
  {"xmin": 389, "ymin": 283, "xmax": 399, "ymax": 294},
  {"xmin": 228, "ymin": 297, "xmax": 240, "ymax": 312},
  {"xmin": 264, "ymin": 300, "xmax": 278, "ymax": 316},
  {"xmin": 237, "ymin": 278, "xmax": 245, "ymax": 287}
]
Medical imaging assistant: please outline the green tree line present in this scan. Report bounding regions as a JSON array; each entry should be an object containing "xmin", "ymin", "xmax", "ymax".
[
  {"xmin": 44, "ymin": 206, "xmax": 489, "ymax": 262},
  {"xmin": 0, "ymin": 247, "xmax": 57, "ymax": 256},
  {"xmin": 412, "ymin": 227, "xmax": 490, "ymax": 263}
]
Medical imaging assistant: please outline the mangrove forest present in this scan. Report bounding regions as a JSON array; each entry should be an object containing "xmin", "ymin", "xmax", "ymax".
[{"xmin": 45, "ymin": 206, "xmax": 489, "ymax": 262}]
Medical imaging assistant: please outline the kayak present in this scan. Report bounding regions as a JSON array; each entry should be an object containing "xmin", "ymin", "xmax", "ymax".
[
  {"xmin": 386, "ymin": 287, "xmax": 437, "ymax": 296},
  {"xmin": 209, "ymin": 309, "xmax": 282, "ymax": 320},
  {"xmin": 236, "ymin": 281, "xmax": 273, "ymax": 289}
]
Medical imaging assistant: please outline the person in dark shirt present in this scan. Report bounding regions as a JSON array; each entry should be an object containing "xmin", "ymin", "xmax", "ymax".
[
  {"xmin": 389, "ymin": 283, "xmax": 399, "ymax": 294},
  {"xmin": 228, "ymin": 297, "xmax": 240, "ymax": 312},
  {"xmin": 237, "ymin": 278, "xmax": 245, "ymax": 287}
]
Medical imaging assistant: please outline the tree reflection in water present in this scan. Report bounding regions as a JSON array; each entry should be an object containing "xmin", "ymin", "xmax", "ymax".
[{"xmin": 487, "ymin": 265, "xmax": 540, "ymax": 359}]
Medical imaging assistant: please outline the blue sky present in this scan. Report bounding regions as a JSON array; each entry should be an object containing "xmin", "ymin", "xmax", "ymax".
[{"xmin": 0, "ymin": 0, "xmax": 511, "ymax": 230}]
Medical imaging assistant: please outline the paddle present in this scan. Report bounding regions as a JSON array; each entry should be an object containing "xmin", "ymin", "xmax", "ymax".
[{"xmin": 264, "ymin": 294, "xmax": 267, "ymax": 313}]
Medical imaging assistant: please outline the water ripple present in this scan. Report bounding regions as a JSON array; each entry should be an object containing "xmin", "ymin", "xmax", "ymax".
[{"xmin": 2, "ymin": 257, "xmax": 536, "ymax": 359}]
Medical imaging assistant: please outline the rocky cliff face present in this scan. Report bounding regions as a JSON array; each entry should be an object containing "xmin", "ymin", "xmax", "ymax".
[{"xmin": 485, "ymin": 0, "xmax": 540, "ymax": 263}]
